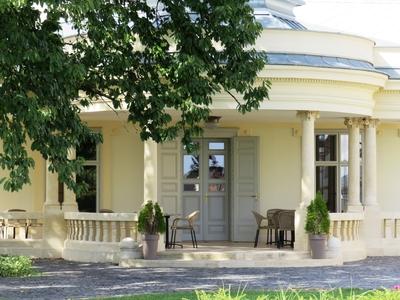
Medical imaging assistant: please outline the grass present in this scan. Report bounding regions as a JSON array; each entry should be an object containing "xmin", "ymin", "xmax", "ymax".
[{"xmin": 98, "ymin": 288, "xmax": 400, "ymax": 300}]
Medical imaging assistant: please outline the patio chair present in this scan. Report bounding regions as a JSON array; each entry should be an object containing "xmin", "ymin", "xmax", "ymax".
[
  {"xmin": 4, "ymin": 209, "xmax": 28, "ymax": 239},
  {"xmin": 277, "ymin": 210, "xmax": 295, "ymax": 248},
  {"xmin": 252, "ymin": 211, "xmax": 268, "ymax": 248},
  {"xmin": 170, "ymin": 210, "xmax": 199, "ymax": 248},
  {"xmin": 266, "ymin": 209, "xmax": 283, "ymax": 245}
]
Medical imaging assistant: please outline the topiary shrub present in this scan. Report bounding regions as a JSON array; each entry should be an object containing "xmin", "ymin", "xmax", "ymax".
[
  {"xmin": 138, "ymin": 200, "xmax": 166, "ymax": 235},
  {"xmin": 305, "ymin": 191, "xmax": 330, "ymax": 235},
  {"xmin": 0, "ymin": 255, "xmax": 35, "ymax": 277}
]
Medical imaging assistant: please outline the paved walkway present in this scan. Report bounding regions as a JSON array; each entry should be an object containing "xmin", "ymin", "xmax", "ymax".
[{"xmin": 0, "ymin": 257, "xmax": 399, "ymax": 299}]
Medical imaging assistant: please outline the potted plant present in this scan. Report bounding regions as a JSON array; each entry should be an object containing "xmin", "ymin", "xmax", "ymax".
[
  {"xmin": 138, "ymin": 201, "xmax": 166, "ymax": 259},
  {"xmin": 305, "ymin": 192, "xmax": 330, "ymax": 259}
]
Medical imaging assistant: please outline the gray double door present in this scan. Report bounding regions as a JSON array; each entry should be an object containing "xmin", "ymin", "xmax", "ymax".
[{"xmin": 182, "ymin": 139, "xmax": 229, "ymax": 241}]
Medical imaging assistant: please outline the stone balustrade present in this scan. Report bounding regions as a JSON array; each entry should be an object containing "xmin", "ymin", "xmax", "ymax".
[
  {"xmin": 64, "ymin": 212, "xmax": 138, "ymax": 243},
  {"xmin": 0, "ymin": 212, "xmax": 43, "ymax": 240},
  {"xmin": 382, "ymin": 212, "xmax": 400, "ymax": 239},
  {"xmin": 329, "ymin": 212, "xmax": 364, "ymax": 242}
]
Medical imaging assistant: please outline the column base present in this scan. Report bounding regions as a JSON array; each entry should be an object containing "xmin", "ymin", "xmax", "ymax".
[{"xmin": 347, "ymin": 205, "xmax": 363, "ymax": 212}]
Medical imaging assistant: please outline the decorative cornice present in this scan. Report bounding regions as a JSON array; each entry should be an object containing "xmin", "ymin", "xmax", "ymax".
[
  {"xmin": 266, "ymin": 77, "xmax": 379, "ymax": 90},
  {"xmin": 296, "ymin": 111, "xmax": 320, "ymax": 121},
  {"xmin": 344, "ymin": 117, "xmax": 363, "ymax": 128}
]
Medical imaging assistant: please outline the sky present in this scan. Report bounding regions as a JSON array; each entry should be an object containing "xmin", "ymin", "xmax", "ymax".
[
  {"xmin": 62, "ymin": 0, "xmax": 400, "ymax": 46},
  {"xmin": 294, "ymin": 0, "xmax": 400, "ymax": 46}
]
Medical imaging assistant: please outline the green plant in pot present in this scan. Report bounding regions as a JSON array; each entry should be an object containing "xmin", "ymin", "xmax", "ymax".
[
  {"xmin": 138, "ymin": 201, "xmax": 166, "ymax": 259},
  {"xmin": 305, "ymin": 191, "xmax": 330, "ymax": 259}
]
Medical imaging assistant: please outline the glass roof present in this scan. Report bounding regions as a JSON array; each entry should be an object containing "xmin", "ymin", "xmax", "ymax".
[{"xmin": 265, "ymin": 53, "xmax": 386, "ymax": 75}]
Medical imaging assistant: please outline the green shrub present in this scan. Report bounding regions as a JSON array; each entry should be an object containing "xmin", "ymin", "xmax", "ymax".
[
  {"xmin": 305, "ymin": 191, "xmax": 330, "ymax": 235},
  {"xmin": 0, "ymin": 255, "xmax": 35, "ymax": 277},
  {"xmin": 138, "ymin": 200, "xmax": 166, "ymax": 235}
]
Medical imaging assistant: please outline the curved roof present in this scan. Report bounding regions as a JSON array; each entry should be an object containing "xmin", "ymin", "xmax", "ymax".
[
  {"xmin": 249, "ymin": 0, "xmax": 307, "ymax": 30},
  {"xmin": 265, "ymin": 53, "xmax": 387, "ymax": 76}
]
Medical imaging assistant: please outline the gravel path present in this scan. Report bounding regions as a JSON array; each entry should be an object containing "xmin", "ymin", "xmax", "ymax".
[{"xmin": 0, "ymin": 257, "xmax": 399, "ymax": 299}]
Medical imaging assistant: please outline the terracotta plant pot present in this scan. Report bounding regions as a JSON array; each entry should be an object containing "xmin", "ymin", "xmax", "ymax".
[
  {"xmin": 142, "ymin": 234, "xmax": 159, "ymax": 259},
  {"xmin": 309, "ymin": 234, "xmax": 327, "ymax": 259}
]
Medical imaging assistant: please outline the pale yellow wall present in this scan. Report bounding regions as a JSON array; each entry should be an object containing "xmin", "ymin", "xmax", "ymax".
[
  {"xmin": 377, "ymin": 124, "xmax": 400, "ymax": 211},
  {"xmin": 0, "ymin": 146, "xmax": 45, "ymax": 212},
  {"xmin": 222, "ymin": 122, "xmax": 301, "ymax": 213}
]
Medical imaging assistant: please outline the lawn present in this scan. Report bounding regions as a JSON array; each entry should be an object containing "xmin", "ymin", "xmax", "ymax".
[{"xmin": 99, "ymin": 288, "xmax": 400, "ymax": 300}]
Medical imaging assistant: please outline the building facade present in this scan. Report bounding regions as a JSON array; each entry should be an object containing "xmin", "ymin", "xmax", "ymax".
[{"xmin": 1, "ymin": 0, "xmax": 400, "ymax": 263}]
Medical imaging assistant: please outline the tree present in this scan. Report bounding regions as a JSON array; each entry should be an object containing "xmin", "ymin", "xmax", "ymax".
[{"xmin": 0, "ymin": 0, "xmax": 269, "ymax": 193}]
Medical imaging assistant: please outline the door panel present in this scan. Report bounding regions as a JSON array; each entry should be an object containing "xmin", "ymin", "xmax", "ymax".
[
  {"xmin": 182, "ymin": 139, "xmax": 229, "ymax": 241},
  {"xmin": 233, "ymin": 137, "xmax": 259, "ymax": 241}
]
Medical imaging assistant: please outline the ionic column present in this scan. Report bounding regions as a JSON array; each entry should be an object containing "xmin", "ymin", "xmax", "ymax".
[
  {"xmin": 345, "ymin": 118, "xmax": 362, "ymax": 212},
  {"xmin": 295, "ymin": 111, "xmax": 319, "ymax": 251},
  {"xmin": 361, "ymin": 118, "xmax": 382, "ymax": 255},
  {"xmin": 363, "ymin": 118, "xmax": 379, "ymax": 207}
]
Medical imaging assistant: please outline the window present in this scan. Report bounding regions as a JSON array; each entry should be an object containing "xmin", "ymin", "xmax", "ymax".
[
  {"xmin": 76, "ymin": 136, "xmax": 100, "ymax": 212},
  {"xmin": 315, "ymin": 132, "xmax": 363, "ymax": 212}
]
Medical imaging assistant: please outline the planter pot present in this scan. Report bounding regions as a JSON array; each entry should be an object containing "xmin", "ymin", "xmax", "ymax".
[
  {"xmin": 309, "ymin": 234, "xmax": 327, "ymax": 259},
  {"xmin": 142, "ymin": 234, "xmax": 159, "ymax": 260}
]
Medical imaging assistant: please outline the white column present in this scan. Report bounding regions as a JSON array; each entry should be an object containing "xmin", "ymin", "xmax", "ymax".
[
  {"xmin": 295, "ymin": 111, "xmax": 319, "ymax": 251},
  {"xmin": 63, "ymin": 148, "xmax": 78, "ymax": 212},
  {"xmin": 144, "ymin": 140, "xmax": 158, "ymax": 203},
  {"xmin": 363, "ymin": 118, "xmax": 379, "ymax": 207},
  {"xmin": 361, "ymin": 118, "xmax": 382, "ymax": 255},
  {"xmin": 43, "ymin": 161, "xmax": 66, "ymax": 258},
  {"xmin": 345, "ymin": 118, "xmax": 362, "ymax": 212}
]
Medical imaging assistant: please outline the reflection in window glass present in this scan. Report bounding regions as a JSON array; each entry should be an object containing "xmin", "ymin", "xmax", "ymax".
[
  {"xmin": 76, "ymin": 165, "xmax": 97, "ymax": 212},
  {"xmin": 316, "ymin": 166, "xmax": 337, "ymax": 213},
  {"xmin": 184, "ymin": 155, "xmax": 200, "ymax": 179},
  {"xmin": 208, "ymin": 184, "xmax": 225, "ymax": 192},
  {"xmin": 316, "ymin": 134, "xmax": 336, "ymax": 161},
  {"xmin": 340, "ymin": 166, "xmax": 348, "ymax": 212},
  {"xmin": 340, "ymin": 134, "xmax": 348, "ymax": 163},
  {"xmin": 209, "ymin": 155, "xmax": 224, "ymax": 179},
  {"xmin": 184, "ymin": 184, "xmax": 200, "ymax": 192},
  {"xmin": 209, "ymin": 142, "xmax": 225, "ymax": 150}
]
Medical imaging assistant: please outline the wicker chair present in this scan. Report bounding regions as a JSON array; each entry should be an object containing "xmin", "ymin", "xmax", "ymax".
[
  {"xmin": 266, "ymin": 209, "xmax": 283, "ymax": 245},
  {"xmin": 252, "ymin": 211, "xmax": 268, "ymax": 248},
  {"xmin": 170, "ymin": 210, "xmax": 199, "ymax": 248},
  {"xmin": 276, "ymin": 210, "xmax": 295, "ymax": 248}
]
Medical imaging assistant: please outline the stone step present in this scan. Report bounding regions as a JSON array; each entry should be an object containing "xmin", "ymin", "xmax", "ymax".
[
  {"xmin": 120, "ymin": 257, "xmax": 343, "ymax": 268},
  {"xmin": 158, "ymin": 249, "xmax": 310, "ymax": 261}
]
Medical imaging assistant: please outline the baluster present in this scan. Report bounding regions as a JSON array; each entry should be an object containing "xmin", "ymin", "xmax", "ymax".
[
  {"xmin": 88, "ymin": 220, "xmax": 94, "ymax": 241},
  {"xmin": 110, "ymin": 221, "xmax": 118, "ymax": 242},
  {"xmin": 83, "ymin": 220, "xmax": 89, "ymax": 241},
  {"xmin": 349, "ymin": 220, "xmax": 354, "ymax": 241},
  {"xmin": 65, "ymin": 220, "xmax": 70, "ymax": 240},
  {"xmin": 95, "ymin": 221, "xmax": 101, "ymax": 242},
  {"xmin": 103, "ymin": 221, "xmax": 109, "ymax": 242},
  {"xmin": 74, "ymin": 220, "xmax": 79, "ymax": 240},
  {"xmin": 342, "ymin": 220, "xmax": 348, "ymax": 241},
  {"xmin": 385, "ymin": 219, "xmax": 395, "ymax": 239},
  {"xmin": 120, "ymin": 221, "xmax": 127, "ymax": 240},
  {"xmin": 395, "ymin": 219, "xmax": 400, "ymax": 239}
]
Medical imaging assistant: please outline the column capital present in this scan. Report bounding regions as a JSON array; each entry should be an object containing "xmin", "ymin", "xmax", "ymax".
[
  {"xmin": 344, "ymin": 117, "xmax": 363, "ymax": 129},
  {"xmin": 296, "ymin": 111, "xmax": 320, "ymax": 121},
  {"xmin": 362, "ymin": 118, "xmax": 380, "ymax": 128}
]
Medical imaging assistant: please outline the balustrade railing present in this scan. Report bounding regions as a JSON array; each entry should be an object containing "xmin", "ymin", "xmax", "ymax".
[
  {"xmin": 382, "ymin": 213, "xmax": 400, "ymax": 239},
  {"xmin": 64, "ymin": 212, "xmax": 138, "ymax": 243},
  {"xmin": 329, "ymin": 213, "xmax": 363, "ymax": 242},
  {"xmin": 0, "ymin": 212, "xmax": 43, "ymax": 240}
]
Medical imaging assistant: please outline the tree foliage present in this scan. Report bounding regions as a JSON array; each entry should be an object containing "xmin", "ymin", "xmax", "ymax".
[
  {"xmin": 0, "ymin": 0, "xmax": 269, "ymax": 193},
  {"xmin": 138, "ymin": 200, "xmax": 166, "ymax": 235}
]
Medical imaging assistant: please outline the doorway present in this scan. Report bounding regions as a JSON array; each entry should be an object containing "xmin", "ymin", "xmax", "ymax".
[{"xmin": 182, "ymin": 139, "xmax": 230, "ymax": 241}]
